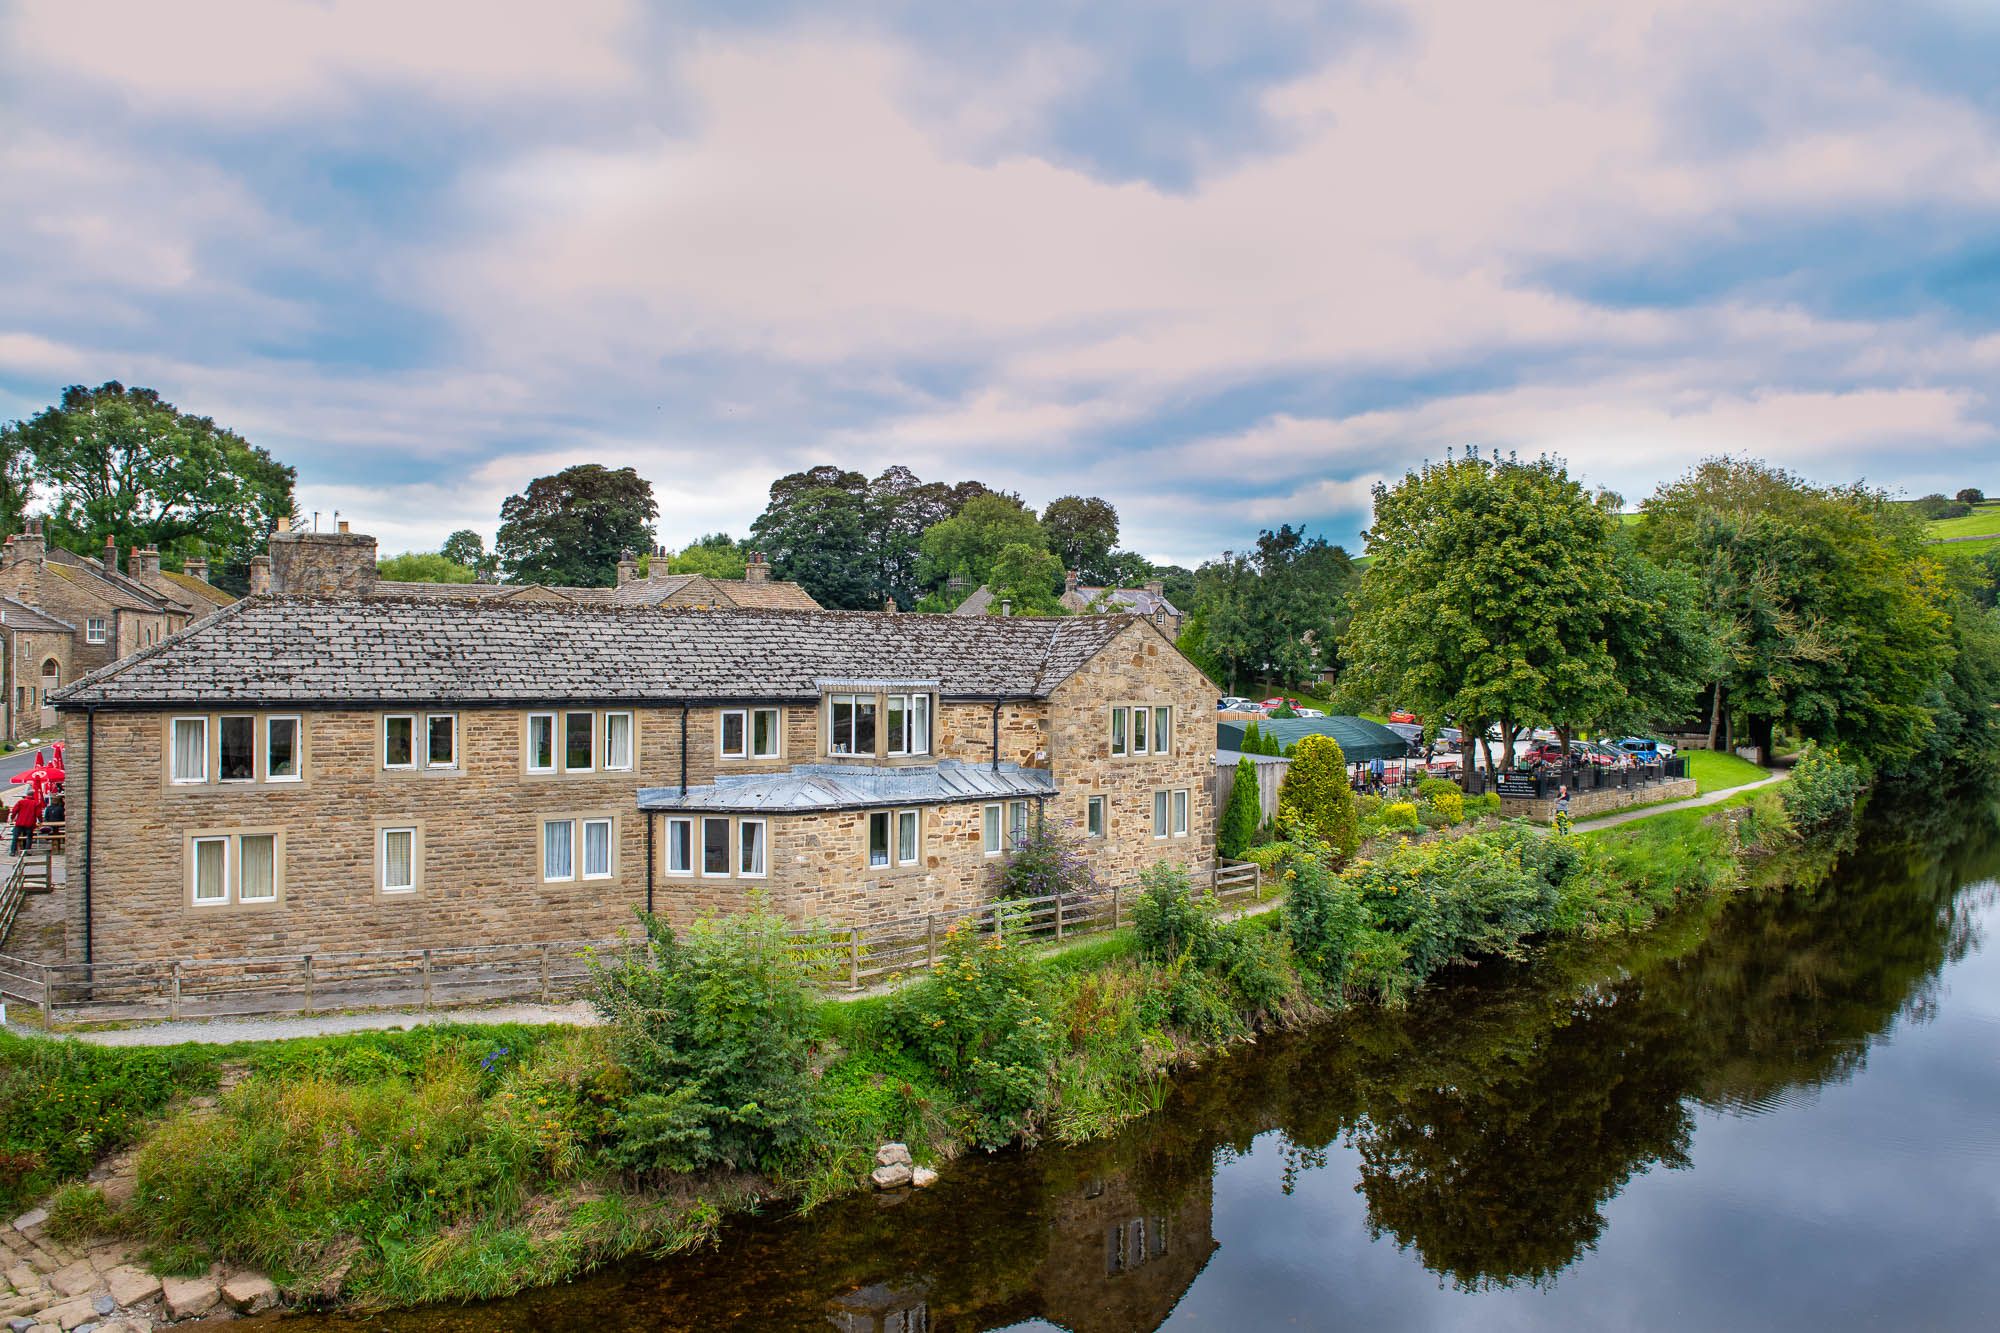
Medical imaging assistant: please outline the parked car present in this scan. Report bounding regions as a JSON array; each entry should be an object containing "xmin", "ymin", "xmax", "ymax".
[
  {"xmin": 1615, "ymin": 737, "xmax": 1677, "ymax": 759},
  {"xmin": 1260, "ymin": 697, "xmax": 1300, "ymax": 712},
  {"xmin": 1525, "ymin": 742, "xmax": 1620, "ymax": 769},
  {"xmin": 1388, "ymin": 709, "xmax": 1418, "ymax": 724},
  {"xmin": 1384, "ymin": 721, "xmax": 1424, "ymax": 746},
  {"xmin": 1217, "ymin": 696, "xmax": 1257, "ymax": 712},
  {"xmin": 1296, "ymin": 707, "xmax": 1326, "ymax": 718}
]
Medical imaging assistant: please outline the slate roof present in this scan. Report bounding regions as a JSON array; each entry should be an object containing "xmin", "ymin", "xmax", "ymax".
[
  {"xmin": 637, "ymin": 760, "xmax": 1057, "ymax": 813},
  {"xmin": 950, "ymin": 586, "xmax": 997, "ymax": 617},
  {"xmin": 53, "ymin": 595, "xmax": 1145, "ymax": 709},
  {"xmin": 43, "ymin": 549, "xmax": 173, "ymax": 612},
  {"xmin": 371, "ymin": 574, "xmax": 819, "ymax": 610},
  {"xmin": 155, "ymin": 570, "xmax": 236, "ymax": 610},
  {"xmin": 1066, "ymin": 585, "xmax": 1180, "ymax": 618},
  {"xmin": 0, "ymin": 596, "xmax": 75, "ymax": 633}
]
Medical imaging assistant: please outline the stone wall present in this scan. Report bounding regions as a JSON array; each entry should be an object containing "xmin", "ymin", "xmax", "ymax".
[{"xmin": 1499, "ymin": 777, "xmax": 1697, "ymax": 822}]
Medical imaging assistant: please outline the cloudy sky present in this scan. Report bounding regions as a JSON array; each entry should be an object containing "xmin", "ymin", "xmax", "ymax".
[{"xmin": 2, "ymin": 0, "xmax": 1996, "ymax": 566}]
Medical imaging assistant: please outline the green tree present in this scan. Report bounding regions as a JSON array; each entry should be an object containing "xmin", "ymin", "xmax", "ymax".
[
  {"xmin": 439, "ymin": 529, "xmax": 495, "ymax": 578},
  {"xmin": 0, "ymin": 421, "xmax": 35, "ymax": 538},
  {"xmin": 1342, "ymin": 454, "xmax": 1626, "ymax": 779},
  {"xmin": 1956, "ymin": 487, "xmax": 1984, "ymax": 505},
  {"xmin": 667, "ymin": 532, "xmax": 748, "ymax": 579},
  {"xmin": 749, "ymin": 466, "xmax": 875, "ymax": 609},
  {"xmin": 1637, "ymin": 459, "xmax": 1951, "ymax": 766},
  {"xmin": 865, "ymin": 465, "xmax": 960, "ymax": 609},
  {"xmin": 495, "ymin": 464, "xmax": 657, "ymax": 587},
  {"xmin": 1190, "ymin": 527, "xmax": 1354, "ymax": 692},
  {"xmin": 984, "ymin": 542, "xmax": 1066, "ymax": 615},
  {"xmin": 377, "ymin": 552, "xmax": 477, "ymax": 583},
  {"xmin": 1218, "ymin": 756, "xmax": 1263, "ymax": 858},
  {"xmin": 1041, "ymin": 495, "xmax": 1120, "ymax": 581},
  {"xmin": 1277, "ymin": 734, "xmax": 1359, "ymax": 858},
  {"xmin": 917, "ymin": 492, "xmax": 1044, "ymax": 592},
  {"xmin": 10, "ymin": 381, "xmax": 295, "ymax": 568}
]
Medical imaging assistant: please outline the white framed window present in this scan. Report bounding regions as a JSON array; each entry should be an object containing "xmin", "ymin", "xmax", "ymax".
[
  {"xmin": 380, "ymin": 827, "xmax": 417, "ymax": 894},
  {"xmin": 603, "ymin": 712, "xmax": 634, "ymax": 771},
  {"xmin": 983, "ymin": 803, "xmax": 1003, "ymax": 856},
  {"xmin": 897, "ymin": 809, "xmax": 920, "ymax": 865},
  {"xmin": 720, "ymin": 709, "xmax": 749, "ymax": 759},
  {"xmin": 582, "ymin": 818, "xmax": 613, "ymax": 880},
  {"xmin": 86, "ymin": 617, "xmax": 107, "ymax": 645},
  {"xmin": 1131, "ymin": 706, "xmax": 1150, "ymax": 755},
  {"xmin": 737, "ymin": 818, "xmax": 767, "ymax": 878},
  {"xmin": 1008, "ymin": 800, "xmax": 1030, "ymax": 845},
  {"xmin": 701, "ymin": 817, "xmax": 731, "ymax": 877},
  {"xmin": 1173, "ymin": 789, "xmax": 1190, "ymax": 838},
  {"xmin": 1153, "ymin": 791, "xmax": 1169, "ymax": 840},
  {"xmin": 664, "ymin": 817, "xmax": 693, "ymax": 875},
  {"xmin": 218, "ymin": 715, "xmax": 256, "ymax": 783},
  {"xmin": 563, "ymin": 711, "xmax": 595, "ymax": 772},
  {"xmin": 886, "ymin": 694, "xmax": 931, "ymax": 756},
  {"xmin": 750, "ymin": 707, "xmax": 781, "ymax": 758},
  {"xmin": 1087, "ymin": 795, "xmax": 1106, "ymax": 839},
  {"xmin": 383, "ymin": 714, "xmax": 416, "ymax": 770},
  {"xmin": 426, "ymin": 714, "xmax": 458, "ymax": 769},
  {"xmin": 829, "ymin": 693, "xmax": 877, "ymax": 756},
  {"xmin": 543, "ymin": 818, "xmax": 576, "ymax": 882},
  {"xmin": 868, "ymin": 810, "xmax": 891, "ymax": 868},
  {"xmin": 1109, "ymin": 707, "xmax": 1127, "ymax": 757},
  {"xmin": 191, "ymin": 836, "xmax": 229, "ymax": 905},
  {"xmin": 1153, "ymin": 706, "xmax": 1172, "ymax": 754},
  {"xmin": 265, "ymin": 716, "xmax": 301, "ymax": 782},
  {"xmin": 527, "ymin": 713, "xmax": 556, "ymax": 773},
  {"xmin": 238, "ymin": 834, "xmax": 278, "ymax": 902},
  {"xmin": 170, "ymin": 716, "xmax": 208, "ymax": 784}
]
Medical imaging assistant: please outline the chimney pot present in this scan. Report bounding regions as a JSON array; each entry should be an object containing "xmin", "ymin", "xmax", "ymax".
[
  {"xmin": 1000, "ymin": 597, "xmax": 1013, "ymax": 617},
  {"xmin": 103, "ymin": 534, "xmax": 117, "ymax": 573},
  {"xmin": 1145, "ymin": 579, "xmax": 1165, "ymax": 598},
  {"xmin": 275, "ymin": 516, "xmax": 291, "ymax": 533},
  {"xmin": 337, "ymin": 519, "xmax": 350, "ymax": 535}
]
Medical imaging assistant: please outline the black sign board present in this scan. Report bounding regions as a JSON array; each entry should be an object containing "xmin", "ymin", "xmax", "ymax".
[{"xmin": 1497, "ymin": 774, "xmax": 1541, "ymax": 799}]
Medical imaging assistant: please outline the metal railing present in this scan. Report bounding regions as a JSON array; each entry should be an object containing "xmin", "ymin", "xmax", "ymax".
[{"xmin": 0, "ymin": 861, "xmax": 1272, "ymax": 1022}]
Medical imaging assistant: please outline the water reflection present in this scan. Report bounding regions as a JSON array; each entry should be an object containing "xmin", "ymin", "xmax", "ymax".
[{"xmin": 269, "ymin": 798, "xmax": 2000, "ymax": 1331}]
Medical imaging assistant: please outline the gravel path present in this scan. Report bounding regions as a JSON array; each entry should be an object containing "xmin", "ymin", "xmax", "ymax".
[
  {"xmin": 1570, "ymin": 771, "xmax": 1787, "ymax": 832},
  {"xmin": 7, "ymin": 1000, "xmax": 600, "ymax": 1047}
]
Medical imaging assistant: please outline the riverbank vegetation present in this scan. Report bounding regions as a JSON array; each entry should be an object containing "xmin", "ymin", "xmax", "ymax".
[{"xmin": 1, "ymin": 783, "xmax": 1844, "ymax": 1313}]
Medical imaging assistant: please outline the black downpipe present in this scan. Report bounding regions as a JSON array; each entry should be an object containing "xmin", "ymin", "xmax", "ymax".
[
  {"xmin": 83, "ymin": 708, "xmax": 95, "ymax": 966},
  {"xmin": 991, "ymin": 701, "xmax": 1002, "ymax": 771},
  {"xmin": 680, "ymin": 701, "xmax": 690, "ymax": 795},
  {"xmin": 645, "ymin": 811, "xmax": 656, "ymax": 916}
]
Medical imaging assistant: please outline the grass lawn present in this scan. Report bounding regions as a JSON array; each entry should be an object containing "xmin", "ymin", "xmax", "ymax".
[
  {"xmin": 1685, "ymin": 748, "xmax": 1769, "ymax": 793},
  {"xmin": 1925, "ymin": 501, "xmax": 2000, "ymax": 541}
]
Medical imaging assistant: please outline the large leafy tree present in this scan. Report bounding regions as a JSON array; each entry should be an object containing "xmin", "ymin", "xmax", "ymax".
[
  {"xmin": 984, "ymin": 542, "xmax": 1066, "ymax": 615},
  {"xmin": 0, "ymin": 422, "xmax": 34, "ymax": 538},
  {"xmin": 1190, "ymin": 526, "xmax": 1355, "ymax": 692},
  {"xmin": 917, "ymin": 492, "xmax": 1045, "ymax": 590},
  {"xmin": 667, "ymin": 532, "xmax": 748, "ymax": 580},
  {"xmin": 1341, "ymin": 453, "xmax": 1628, "ymax": 781},
  {"xmin": 1041, "ymin": 495, "xmax": 1120, "ymax": 581},
  {"xmin": 1636, "ymin": 459, "xmax": 1952, "ymax": 766},
  {"xmin": 495, "ymin": 464, "xmax": 657, "ymax": 587},
  {"xmin": 865, "ymin": 465, "xmax": 959, "ymax": 609},
  {"xmin": 439, "ymin": 529, "xmax": 496, "ymax": 579},
  {"xmin": 7, "ymin": 381, "xmax": 295, "ymax": 566},
  {"xmin": 749, "ymin": 466, "xmax": 875, "ymax": 608}
]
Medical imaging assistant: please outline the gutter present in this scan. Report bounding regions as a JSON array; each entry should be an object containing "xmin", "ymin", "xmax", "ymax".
[{"xmin": 991, "ymin": 701, "xmax": 1002, "ymax": 771}]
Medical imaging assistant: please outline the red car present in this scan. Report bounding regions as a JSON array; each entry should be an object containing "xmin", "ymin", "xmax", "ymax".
[
  {"xmin": 1388, "ymin": 709, "xmax": 1417, "ymax": 724},
  {"xmin": 1260, "ymin": 697, "xmax": 1299, "ymax": 712},
  {"xmin": 1525, "ymin": 743, "xmax": 1618, "ymax": 768}
]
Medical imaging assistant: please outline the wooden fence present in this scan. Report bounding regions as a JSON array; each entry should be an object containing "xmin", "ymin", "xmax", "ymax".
[{"xmin": 0, "ymin": 861, "xmax": 1269, "ymax": 1024}]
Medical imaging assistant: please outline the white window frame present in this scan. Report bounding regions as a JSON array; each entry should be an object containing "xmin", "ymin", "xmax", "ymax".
[
  {"xmin": 719, "ymin": 709, "xmax": 749, "ymax": 759},
  {"xmin": 237, "ymin": 833, "xmax": 279, "ymax": 903},
  {"xmin": 383, "ymin": 713, "xmax": 417, "ymax": 771},
  {"xmin": 86, "ymin": 617, "xmax": 107, "ymax": 645},
  {"xmin": 750, "ymin": 706, "xmax": 781, "ymax": 759},
  {"xmin": 526, "ymin": 712, "xmax": 557, "ymax": 774},
  {"xmin": 1153, "ymin": 791, "xmax": 1169, "ymax": 840},
  {"xmin": 217, "ymin": 714, "xmax": 257, "ymax": 784},
  {"xmin": 562, "ymin": 710, "xmax": 596, "ymax": 773},
  {"xmin": 1153, "ymin": 706, "xmax": 1172, "ymax": 755},
  {"xmin": 1109, "ymin": 706, "xmax": 1127, "ymax": 757},
  {"xmin": 425, "ymin": 713, "xmax": 458, "ymax": 769},
  {"xmin": 829, "ymin": 693, "xmax": 877, "ymax": 757},
  {"xmin": 379, "ymin": 826, "xmax": 418, "ymax": 895},
  {"xmin": 190, "ymin": 835, "xmax": 230, "ymax": 906},
  {"xmin": 701, "ymin": 816, "xmax": 732, "ymax": 878},
  {"xmin": 265, "ymin": 715, "xmax": 302, "ymax": 783},
  {"xmin": 1130, "ymin": 706, "xmax": 1150, "ymax": 755},
  {"xmin": 581, "ymin": 817, "xmax": 614, "ymax": 880},
  {"xmin": 603, "ymin": 711, "xmax": 635, "ymax": 771},
  {"xmin": 737, "ymin": 817, "xmax": 767, "ymax": 879},
  {"xmin": 170, "ymin": 716, "xmax": 208, "ymax": 784},
  {"xmin": 663, "ymin": 816, "xmax": 693, "ymax": 876},
  {"xmin": 897, "ymin": 809, "xmax": 920, "ymax": 866},
  {"xmin": 542, "ymin": 818, "xmax": 576, "ymax": 882},
  {"xmin": 983, "ymin": 803, "xmax": 1003, "ymax": 856},
  {"xmin": 1008, "ymin": 799, "xmax": 1030, "ymax": 845},
  {"xmin": 886, "ymin": 694, "xmax": 932, "ymax": 757},
  {"xmin": 1087, "ymin": 795, "xmax": 1106, "ymax": 839},
  {"xmin": 1173, "ymin": 789, "xmax": 1190, "ymax": 838}
]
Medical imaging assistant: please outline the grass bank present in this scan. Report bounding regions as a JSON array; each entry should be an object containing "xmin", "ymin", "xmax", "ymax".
[
  {"xmin": 1685, "ymin": 748, "xmax": 1769, "ymax": 793},
  {"xmin": 0, "ymin": 783, "xmax": 1840, "ymax": 1313}
]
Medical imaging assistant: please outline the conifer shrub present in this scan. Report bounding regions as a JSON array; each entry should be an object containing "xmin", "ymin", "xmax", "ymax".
[
  {"xmin": 1277, "ymin": 734, "xmax": 1360, "ymax": 858},
  {"xmin": 1217, "ymin": 756, "xmax": 1262, "ymax": 859}
]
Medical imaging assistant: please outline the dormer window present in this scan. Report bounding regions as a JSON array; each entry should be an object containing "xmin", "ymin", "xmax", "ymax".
[
  {"xmin": 886, "ymin": 693, "xmax": 931, "ymax": 756},
  {"xmin": 822, "ymin": 681, "xmax": 937, "ymax": 760},
  {"xmin": 829, "ymin": 693, "xmax": 877, "ymax": 756}
]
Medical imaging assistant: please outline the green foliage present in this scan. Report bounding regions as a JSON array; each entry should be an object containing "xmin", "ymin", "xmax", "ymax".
[
  {"xmin": 0, "ymin": 1031, "xmax": 218, "ymax": 1212},
  {"xmin": 1783, "ymin": 742, "xmax": 1866, "ymax": 830},
  {"xmin": 666, "ymin": 532, "xmax": 748, "ymax": 580},
  {"xmin": 1424, "ymin": 790, "xmax": 1466, "ymax": 824},
  {"xmin": 999, "ymin": 817, "xmax": 1097, "ymax": 901},
  {"xmin": 750, "ymin": 465, "xmax": 877, "ymax": 609},
  {"xmin": 1041, "ymin": 495, "xmax": 1120, "ymax": 581},
  {"xmin": 588, "ymin": 911, "xmax": 818, "ymax": 1174},
  {"xmin": 1188, "ymin": 526, "xmax": 1356, "ymax": 690},
  {"xmin": 886, "ymin": 927, "xmax": 1055, "ymax": 1147},
  {"xmin": 1218, "ymin": 756, "xmax": 1263, "ymax": 859},
  {"xmin": 1956, "ymin": 488, "xmax": 1985, "ymax": 505},
  {"xmin": 1913, "ymin": 493, "xmax": 1973, "ymax": 520},
  {"xmin": 1282, "ymin": 847, "xmax": 1371, "ymax": 995},
  {"xmin": 496, "ymin": 464, "xmax": 658, "ymax": 587},
  {"xmin": 985, "ymin": 542, "xmax": 1067, "ymax": 615},
  {"xmin": 439, "ymin": 529, "xmax": 493, "ymax": 577},
  {"xmin": 1415, "ymin": 777, "xmax": 1461, "ymax": 801},
  {"xmin": 918, "ymin": 492, "xmax": 1046, "ymax": 591},
  {"xmin": 377, "ymin": 551, "xmax": 477, "ymax": 583},
  {"xmin": 1132, "ymin": 862, "xmax": 1222, "ymax": 969},
  {"xmin": 1277, "ymin": 734, "xmax": 1359, "ymax": 857}
]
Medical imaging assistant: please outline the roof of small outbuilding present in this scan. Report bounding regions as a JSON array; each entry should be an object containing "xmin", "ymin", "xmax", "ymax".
[
  {"xmin": 1214, "ymin": 715, "xmax": 1416, "ymax": 763},
  {"xmin": 637, "ymin": 760, "xmax": 1057, "ymax": 813}
]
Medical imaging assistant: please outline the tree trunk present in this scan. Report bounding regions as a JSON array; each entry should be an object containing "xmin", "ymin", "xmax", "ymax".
[
  {"xmin": 1706, "ymin": 682, "xmax": 1724, "ymax": 751},
  {"xmin": 1462, "ymin": 721, "xmax": 1480, "ymax": 788},
  {"xmin": 1558, "ymin": 723, "xmax": 1572, "ymax": 757}
]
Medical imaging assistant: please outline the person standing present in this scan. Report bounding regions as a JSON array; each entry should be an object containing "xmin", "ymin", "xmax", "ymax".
[
  {"xmin": 9, "ymin": 788, "xmax": 41, "ymax": 854},
  {"xmin": 1555, "ymin": 784, "xmax": 1571, "ymax": 817}
]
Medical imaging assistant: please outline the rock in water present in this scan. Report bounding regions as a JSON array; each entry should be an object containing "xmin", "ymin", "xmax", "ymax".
[
  {"xmin": 874, "ymin": 1142, "xmax": 912, "ymax": 1168},
  {"xmin": 911, "ymin": 1166, "xmax": 939, "ymax": 1188},
  {"xmin": 871, "ymin": 1163, "xmax": 913, "ymax": 1190}
]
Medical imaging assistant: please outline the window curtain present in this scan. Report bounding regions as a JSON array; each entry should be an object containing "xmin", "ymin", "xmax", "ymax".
[
  {"xmin": 193, "ymin": 839, "xmax": 226, "ymax": 901},
  {"xmin": 239, "ymin": 834, "xmax": 276, "ymax": 900},
  {"xmin": 606, "ymin": 714, "xmax": 633, "ymax": 769},
  {"xmin": 583, "ymin": 820, "xmax": 611, "ymax": 877},
  {"xmin": 544, "ymin": 820, "xmax": 574, "ymax": 879},
  {"xmin": 383, "ymin": 829, "xmax": 415, "ymax": 889},
  {"xmin": 174, "ymin": 719, "xmax": 206, "ymax": 781}
]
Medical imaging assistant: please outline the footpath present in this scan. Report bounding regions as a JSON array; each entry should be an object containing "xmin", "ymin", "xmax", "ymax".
[{"xmin": 1570, "ymin": 771, "xmax": 1787, "ymax": 832}]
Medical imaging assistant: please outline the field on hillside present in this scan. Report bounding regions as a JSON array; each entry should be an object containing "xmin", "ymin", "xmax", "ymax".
[{"xmin": 1926, "ymin": 500, "xmax": 2000, "ymax": 541}]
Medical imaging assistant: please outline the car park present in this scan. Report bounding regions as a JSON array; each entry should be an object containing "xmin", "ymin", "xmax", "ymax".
[
  {"xmin": 1388, "ymin": 709, "xmax": 1417, "ymax": 724},
  {"xmin": 1217, "ymin": 696, "xmax": 1257, "ymax": 712},
  {"xmin": 1616, "ymin": 737, "xmax": 1676, "ymax": 759}
]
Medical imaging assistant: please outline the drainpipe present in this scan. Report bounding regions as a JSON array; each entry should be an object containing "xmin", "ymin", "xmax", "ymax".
[
  {"xmin": 645, "ymin": 811, "xmax": 656, "ymax": 916},
  {"xmin": 679, "ymin": 701, "xmax": 690, "ymax": 796},
  {"xmin": 83, "ymin": 708, "xmax": 95, "ymax": 966},
  {"xmin": 990, "ymin": 701, "xmax": 1002, "ymax": 771}
]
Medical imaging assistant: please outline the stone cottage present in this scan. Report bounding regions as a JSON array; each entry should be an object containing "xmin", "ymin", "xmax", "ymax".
[
  {"xmin": 50, "ymin": 533, "xmax": 1215, "ymax": 968},
  {"xmin": 0, "ymin": 596, "xmax": 76, "ymax": 739},
  {"xmin": 954, "ymin": 572, "xmax": 1183, "ymax": 635}
]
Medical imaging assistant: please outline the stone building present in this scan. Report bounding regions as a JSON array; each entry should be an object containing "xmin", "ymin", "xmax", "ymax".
[
  {"xmin": 0, "ymin": 596, "xmax": 76, "ymax": 739},
  {"xmin": 953, "ymin": 572, "xmax": 1183, "ymax": 636},
  {"xmin": 50, "ymin": 533, "xmax": 1214, "ymax": 968}
]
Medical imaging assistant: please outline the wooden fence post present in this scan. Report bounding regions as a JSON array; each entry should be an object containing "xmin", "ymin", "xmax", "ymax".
[
  {"xmin": 302, "ymin": 955, "xmax": 315, "ymax": 1016},
  {"xmin": 539, "ymin": 944, "xmax": 552, "ymax": 1003},
  {"xmin": 1111, "ymin": 885, "xmax": 1121, "ymax": 930},
  {"xmin": 169, "ymin": 961, "xmax": 182, "ymax": 1022},
  {"xmin": 1054, "ymin": 893, "xmax": 1065, "ymax": 942},
  {"xmin": 848, "ymin": 928, "xmax": 861, "ymax": 992},
  {"xmin": 925, "ymin": 915, "xmax": 936, "ymax": 969},
  {"xmin": 422, "ymin": 950, "xmax": 433, "ymax": 1009}
]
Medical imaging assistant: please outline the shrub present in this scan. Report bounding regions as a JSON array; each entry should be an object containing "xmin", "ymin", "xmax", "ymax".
[
  {"xmin": 1382, "ymin": 801, "xmax": 1420, "ymax": 832},
  {"xmin": 1239, "ymin": 841, "xmax": 1295, "ymax": 873},
  {"xmin": 589, "ymin": 910, "xmax": 819, "ymax": 1174},
  {"xmin": 1132, "ymin": 862, "xmax": 1222, "ymax": 969},
  {"xmin": 1276, "ymin": 734, "xmax": 1359, "ymax": 858},
  {"xmin": 1425, "ymin": 790, "xmax": 1466, "ymax": 824},
  {"xmin": 1240, "ymin": 720, "xmax": 1264, "ymax": 755},
  {"xmin": 1467, "ymin": 792, "xmax": 1501, "ymax": 818},
  {"xmin": 1782, "ymin": 742, "xmax": 1866, "ymax": 830},
  {"xmin": 1415, "ymin": 776, "xmax": 1462, "ymax": 801},
  {"xmin": 43, "ymin": 1183, "xmax": 116, "ymax": 1243},
  {"xmin": 1913, "ymin": 493, "xmax": 1972, "ymax": 520},
  {"xmin": 1217, "ymin": 756, "xmax": 1262, "ymax": 859},
  {"xmin": 1000, "ymin": 817, "xmax": 1097, "ymax": 901},
  {"xmin": 1281, "ymin": 847, "xmax": 1369, "ymax": 996},
  {"xmin": 886, "ymin": 926, "xmax": 1055, "ymax": 1147}
]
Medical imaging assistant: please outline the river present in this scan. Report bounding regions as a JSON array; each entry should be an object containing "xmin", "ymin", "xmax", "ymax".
[{"xmin": 267, "ymin": 799, "xmax": 2000, "ymax": 1331}]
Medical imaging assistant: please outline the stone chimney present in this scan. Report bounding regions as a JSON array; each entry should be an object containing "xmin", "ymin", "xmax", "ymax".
[
  {"xmin": 269, "ymin": 523, "xmax": 378, "ymax": 596},
  {"xmin": 184, "ymin": 556, "xmax": 209, "ymax": 584},
  {"xmin": 1144, "ymin": 579, "xmax": 1165, "ymax": 599},
  {"xmin": 248, "ymin": 554, "xmax": 271, "ymax": 595},
  {"xmin": 744, "ymin": 551, "xmax": 771, "ymax": 584},
  {"xmin": 11, "ymin": 518, "xmax": 45, "ymax": 567},
  {"xmin": 647, "ymin": 545, "xmax": 668, "ymax": 582},
  {"xmin": 1064, "ymin": 569, "xmax": 1080, "ymax": 596},
  {"xmin": 128, "ymin": 545, "xmax": 161, "ymax": 579},
  {"xmin": 103, "ymin": 533, "xmax": 118, "ymax": 574},
  {"xmin": 883, "ymin": 599, "xmax": 897, "ymax": 614},
  {"xmin": 999, "ymin": 597, "xmax": 1013, "ymax": 617}
]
